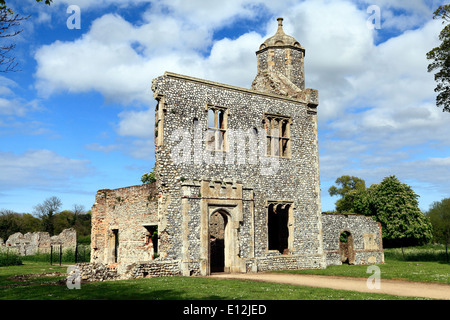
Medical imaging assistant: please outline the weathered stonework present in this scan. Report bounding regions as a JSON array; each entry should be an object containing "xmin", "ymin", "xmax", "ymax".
[
  {"xmin": 3, "ymin": 228, "xmax": 76, "ymax": 256},
  {"xmin": 90, "ymin": 183, "xmax": 158, "ymax": 266},
  {"xmin": 321, "ymin": 213, "xmax": 384, "ymax": 265},
  {"xmin": 80, "ymin": 18, "xmax": 383, "ymax": 281}
]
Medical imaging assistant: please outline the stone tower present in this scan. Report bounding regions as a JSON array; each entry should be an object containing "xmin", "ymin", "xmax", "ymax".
[{"xmin": 252, "ymin": 18, "xmax": 308, "ymax": 99}]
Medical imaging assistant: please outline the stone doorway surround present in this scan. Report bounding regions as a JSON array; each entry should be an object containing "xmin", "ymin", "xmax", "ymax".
[{"xmin": 198, "ymin": 180, "xmax": 246, "ymax": 276}]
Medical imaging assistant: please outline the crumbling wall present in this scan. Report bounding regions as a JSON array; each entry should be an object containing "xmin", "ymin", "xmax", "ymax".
[
  {"xmin": 4, "ymin": 228, "xmax": 76, "ymax": 256},
  {"xmin": 321, "ymin": 213, "xmax": 384, "ymax": 265},
  {"xmin": 90, "ymin": 183, "xmax": 158, "ymax": 266}
]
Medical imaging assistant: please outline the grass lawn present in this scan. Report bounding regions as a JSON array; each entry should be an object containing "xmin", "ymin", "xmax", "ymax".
[
  {"xmin": 275, "ymin": 245, "xmax": 449, "ymax": 285},
  {"xmin": 0, "ymin": 262, "xmax": 428, "ymax": 300},
  {"xmin": 0, "ymin": 245, "xmax": 448, "ymax": 300},
  {"xmin": 275, "ymin": 260, "xmax": 449, "ymax": 284}
]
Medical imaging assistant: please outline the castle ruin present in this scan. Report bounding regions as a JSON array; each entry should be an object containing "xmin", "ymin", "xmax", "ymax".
[{"xmin": 81, "ymin": 18, "xmax": 383, "ymax": 281}]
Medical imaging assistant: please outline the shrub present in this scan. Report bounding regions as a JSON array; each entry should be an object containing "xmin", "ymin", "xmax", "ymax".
[
  {"xmin": 384, "ymin": 244, "xmax": 449, "ymax": 262},
  {"xmin": 0, "ymin": 248, "xmax": 22, "ymax": 266}
]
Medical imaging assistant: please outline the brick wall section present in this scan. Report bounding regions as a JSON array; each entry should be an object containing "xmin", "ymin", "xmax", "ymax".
[{"xmin": 90, "ymin": 183, "xmax": 158, "ymax": 265}]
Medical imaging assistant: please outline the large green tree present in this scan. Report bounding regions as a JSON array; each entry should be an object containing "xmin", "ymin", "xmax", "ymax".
[
  {"xmin": 427, "ymin": 4, "xmax": 450, "ymax": 112},
  {"xmin": 353, "ymin": 176, "xmax": 433, "ymax": 248},
  {"xmin": 426, "ymin": 198, "xmax": 450, "ymax": 262},
  {"xmin": 0, "ymin": 209, "xmax": 40, "ymax": 240},
  {"xmin": 328, "ymin": 175, "xmax": 366, "ymax": 213}
]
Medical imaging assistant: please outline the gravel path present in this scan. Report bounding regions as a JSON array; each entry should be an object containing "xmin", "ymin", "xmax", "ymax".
[{"xmin": 210, "ymin": 272, "xmax": 450, "ymax": 300}]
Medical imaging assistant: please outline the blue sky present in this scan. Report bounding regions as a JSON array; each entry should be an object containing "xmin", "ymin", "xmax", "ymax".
[{"xmin": 1, "ymin": 0, "xmax": 449, "ymax": 214}]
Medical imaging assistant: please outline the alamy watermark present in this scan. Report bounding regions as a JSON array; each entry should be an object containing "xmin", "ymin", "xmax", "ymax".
[
  {"xmin": 367, "ymin": 5, "xmax": 381, "ymax": 30},
  {"xmin": 66, "ymin": 265, "xmax": 81, "ymax": 289},
  {"xmin": 67, "ymin": 5, "xmax": 81, "ymax": 30},
  {"xmin": 168, "ymin": 126, "xmax": 280, "ymax": 176},
  {"xmin": 366, "ymin": 265, "xmax": 381, "ymax": 289}
]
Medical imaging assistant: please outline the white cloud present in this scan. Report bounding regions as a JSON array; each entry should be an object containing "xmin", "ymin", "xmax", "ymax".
[
  {"xmin": 31, "ymin": 0, "xmax": 450, "ymax": 210},
  {"xmin": 0, "ymin": 150, "xmax": 92, "ymax": 190},
  {"xmin": 117, "ymin": 107, "xmax": 154, "ymax": 138}
]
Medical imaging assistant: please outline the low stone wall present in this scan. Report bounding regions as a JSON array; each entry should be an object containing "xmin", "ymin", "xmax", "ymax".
[
  {"xmin": 3, "ymin": 228, "xmax": 77, "ymax": 256},
  {"xmin": 248, "ymin": 254, "xmax": 326, "ymax": 273},
  {"xmin": 77, "ymin": 262, "xmax": 119, "ymax": 282},
  {"xmin": 77, "ymin": 260, "xmax": 182, "ymax": 282},
  {"xmin": 123, "ymin": 261, "xmax": 182, "ymax": 278}
]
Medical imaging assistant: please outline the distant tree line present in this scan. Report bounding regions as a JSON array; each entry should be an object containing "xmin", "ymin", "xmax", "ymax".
[
  {"xmin": 327, "ymin": 175, "xmax": 449, "ymax": 254},
  {"xmin": 0, "ymin": 196, "xmax": 91, "ymax": 244}
]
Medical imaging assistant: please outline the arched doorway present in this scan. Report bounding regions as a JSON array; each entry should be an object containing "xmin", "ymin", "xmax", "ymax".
[
  {"xmin": 339, "ymin": 231, "xmax": 355, "ymax": 265},
  {"xmin": 209, "ymin": 211, "xmax": 227, "ymax": 272},
  {"xmin": 201, "ymin": 203, "xmax": 241, "ymax": 276}
]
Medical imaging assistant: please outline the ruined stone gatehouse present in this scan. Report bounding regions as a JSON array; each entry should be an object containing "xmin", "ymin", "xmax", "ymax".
[{"xmin": 84, "ymin": 18, "xmax": 383, "ymax": 281}]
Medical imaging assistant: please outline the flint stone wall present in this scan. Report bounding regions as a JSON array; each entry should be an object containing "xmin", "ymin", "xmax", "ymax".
[
  {"xmin": 77, "ymin": 261, "xmax": 181, "ymax": 282},
  {"xmin": 321, "ymin": 213, "xmax": 384, "ymax": 265},
  {"xmin": 152, "ymin": 72, "xmax": 325, "ymax": 275}
]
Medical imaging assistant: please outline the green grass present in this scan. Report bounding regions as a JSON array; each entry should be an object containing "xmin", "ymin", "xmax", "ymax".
[
  {"xmin": 275, "ymin": 245, "xmax": 449, "ymax": 284},
  {"xmin": 384, "ymin": 244, "xmax": 449, "ymax": 262},
  {"xmin": 275, "ymin": 260, "xmax": 449, "ymax": 284},
  {"xmin": 0, "ymin": 262, "xmax": 425, "ymax": 300},
  {"xmin": 21, "ymin": 246, "xmax": 90, "ymax": 264},
  {"xmin": 0, "ymin": 245, "xmax": 448, "ymax": 300},
  {"xmin": 0, "ymin": 249, "xmax": 22, "ymax": 267}
]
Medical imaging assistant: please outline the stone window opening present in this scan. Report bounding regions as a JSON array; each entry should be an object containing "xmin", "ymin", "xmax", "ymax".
[
  {"xmin": 144, "ymin": 225, "xmax": 158, "ymax": 258},
  {"xmin": 206, "ymin": 105, "xmax": 227, "ymax": 151},
  {"xmin": 264, "ymin": 114, "xmax": 291, "ymax": 158},
  {"xmin": 109, "ymin": 229, "xmax": 119, "ymax": 263},
  {"xmin": 268, "ymin": 203, "xmax": 290, "ymax": 254}
]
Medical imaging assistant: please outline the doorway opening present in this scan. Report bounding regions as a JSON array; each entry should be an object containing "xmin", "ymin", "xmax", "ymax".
[
  {"xmin": 209, "ymin": 211, "xmax": 227, "ymax": 272},
  {"xmin": 339, "ymin": 231, "xmax": 355, "ymax": 264},
  {"xmin": 268, "ymin": 204, "xmax": 289, "ymax": 254},
  {"xmin": 144, "ymin": 225, "xmax": 158, "ymax": 259}
]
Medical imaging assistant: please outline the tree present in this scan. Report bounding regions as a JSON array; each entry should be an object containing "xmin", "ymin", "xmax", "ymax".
[
  {"xmin": 427, "ymin": 4, "xmax": 450, "ymax": 112},
  {"xmin": 33, "ymin": 196, "xmax": 62, "ymax": 236},
  {"xmin": 328, "ymin": 175, "xmax": 366, "ymax": 212},
  {"xmin": 426, "ymin": 198, "xmax": 450, "ymax": 262},
  {"xmin": 353, "ymin": 176, "xmax": 433, "ymax": 248},
  {"xmin": 0, "ymin": 0, "xmax": 52, "ymax": 12},
  {"xmin": 0, "ymin": 209, "xmax": 40, "ymax": 240},
  {"xmin": 141, "ymin": 166, "xmax": 156, "ymax": 184},
  {"xmin": 0, "ymin": 0, "xmax": 52, "ymax": 72}
]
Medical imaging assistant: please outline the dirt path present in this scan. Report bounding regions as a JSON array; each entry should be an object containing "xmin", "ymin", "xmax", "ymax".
[{"xmin": 209, "ymin": 273, "xmax": 450, "ymax": 300}]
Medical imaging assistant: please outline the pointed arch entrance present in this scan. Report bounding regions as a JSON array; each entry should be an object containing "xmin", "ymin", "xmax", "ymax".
[
  {"xmin": 209, "ymin": 210, "xmax": 227, "ymax": 272},
  {"xmin": 200, "ymin": 204, "xmax": 242, "ymax": 276}
]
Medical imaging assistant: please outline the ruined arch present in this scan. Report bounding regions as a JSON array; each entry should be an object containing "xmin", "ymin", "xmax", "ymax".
[{"xmin": 339, "ymin": 230, "xmax": 355, "ymax": 265}]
